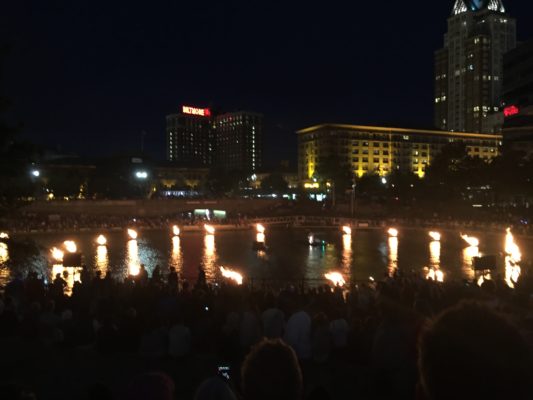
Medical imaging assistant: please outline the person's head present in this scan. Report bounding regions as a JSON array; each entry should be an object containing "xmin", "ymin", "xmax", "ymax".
[
  {"xmin": 241, "ymin": 339, "xmax": 302, "ymax": 400},
  {"xmin": 194, "ymin": 377, "xmax": 237, "ymax": 400},
  {"xmin": 124, "ymin": 372, "xmax": 174, "ymax": 400},
  {"xmin": 418, "ymin": 301, "xmax": 533, "ymax": 400}
]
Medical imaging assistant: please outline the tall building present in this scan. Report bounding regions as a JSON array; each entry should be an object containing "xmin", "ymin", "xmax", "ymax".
[
  {"xmin": 298, "ymin": 124, "xmax": 501, "ymax": 183},
  {"xmin": 166, "ymin": 105, "xmax": 214, "ymax": 166},
  {"xmin": 502, "ymin": 39, "xmax": 533, "ymax": 155},
  {"xmin": 215, "ymin": 111, "xmax": 262, "ymax": 173},
  {"xmin": 434, "ymin": 0, "xmax": 516, "ymax": 133}
]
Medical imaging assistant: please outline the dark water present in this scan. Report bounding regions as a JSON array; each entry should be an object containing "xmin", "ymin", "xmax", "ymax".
[{"xmin": 0, "ymin": 227, "xmax": 530, "ymax": 291}]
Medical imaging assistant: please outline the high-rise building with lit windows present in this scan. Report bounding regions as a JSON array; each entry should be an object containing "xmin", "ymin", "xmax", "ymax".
[
  {"xmin": 297, "ymin": 124, "xmax": 501, "ymax": 183},
  {"xmin": 215, "ymin": 111, "xmax": 262, "ymax": 173},
  {"xmin": 166, "ymin": 105, "xmax": 214, "ymax": 166},
  {"xmin": 434, "ymin": 0, "xmax": 516, "ymax": 133}
]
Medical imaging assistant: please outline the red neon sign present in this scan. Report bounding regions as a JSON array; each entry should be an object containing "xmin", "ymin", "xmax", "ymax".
[
  {"xmin": 182, "ymin": 106, "xmax": 211, "ymax": 117},
  {"xmin": 504, "ymin": 105, "xmax": 520, "ymax": 118}
]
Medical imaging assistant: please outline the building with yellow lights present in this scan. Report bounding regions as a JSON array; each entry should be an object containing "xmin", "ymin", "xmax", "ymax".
[{"xmin": 298, "ymin": 124, "xmax": 502, "ymax": 183}]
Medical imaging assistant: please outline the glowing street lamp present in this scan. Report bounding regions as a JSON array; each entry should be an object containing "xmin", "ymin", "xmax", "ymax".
[
  {"xmin": 128, "ymin": 229, "xmax": 138, "ymax": 240},
  {"xmin": 31, "ymin": 170, "xmax": 40, "ymax": 177},
  {"xmin": 135, "ymin": 171, "xmax": 148, "ymax": 179}
]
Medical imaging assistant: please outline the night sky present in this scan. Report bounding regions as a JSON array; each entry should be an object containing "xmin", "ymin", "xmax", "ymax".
[{"xmin": 2, "ymin": 1, "xmax": 533, "ymax": 167}]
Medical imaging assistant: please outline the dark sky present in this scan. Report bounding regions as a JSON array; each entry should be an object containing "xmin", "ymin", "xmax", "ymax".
[{"xmin": 2, "ymin": 0, "xmax": 533, "ymax": 167}]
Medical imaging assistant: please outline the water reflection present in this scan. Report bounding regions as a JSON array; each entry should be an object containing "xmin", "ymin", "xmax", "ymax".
[
  {"xmin": 388, "ymin": 237, "xmax": 398, "ymax": 276},
  {"xmin": 0, "ymin": 242, "xmax": 8, "ymax": 264},
  {"xmin": 429, "ymin": 241, "xmax": 441, "ymax": 269},
  {"xmin": 0, "ymin": 243, "xmax": 9, "ymax": 286},
  {"xmin": 505, "ymin": 228, "xmax": 521, "ymax": 288},
  {"xmin": 425, "ymin": 240, "xmax": 444, "ymax": 282},
  {"xmin": 95, "ymin": 245, "xmax": 109, "ymax": 273},
  {"xmin": 256, "ymin": 232, "xmax": 265, "ymax": 243},
  {"xmin": 170, "ymin": 236, "xmax": 183, "ymax": 272},
  {"xmin": 462, "ymin": 246, "xmax": 479, "ymax": 280},
  {"xmin": 51, "ymin": 265, "xmax": 81, "ymax": 296},
  {"xmin": 203, "ymin": 234, "xmax": 216, "ymax": 281},
  {"xmin": 127, "ymin": 240, "xmax": 140, "ymax": 276},
  {"xmin": 342, "ymin": 234, "xmax": 352, "ymax": 276}
]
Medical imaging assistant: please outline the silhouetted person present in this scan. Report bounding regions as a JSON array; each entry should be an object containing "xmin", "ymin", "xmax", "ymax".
[
  {"xmin": 80, "ymin": 265, "xmax": 91, "ymax": 285},
  {"xmin": 124, "ymin": 372, "xmax": 174, "ymax": 400},
  {"xmin": 197, "ymin": 265, "xmax": 206, "ymax": 288},
  {"xmin": 418, "ymin": 301, "xmax": 533, "ymax": 400},
  {"xmin": 151, "ymin": 265, "xmax": 161, "ymax": 284},
  {"xmin": 241, "ymin": 339, "xmax": 303, "ymax": 400},
  {"xmin": 138, "ymin": 264, "xmax": 148, "ymax": 286},
  {"xmin": 168, "ymin": 267, "xmax": 178, "ymax": 289},
  {"xmin": 51, "ymin": 273, "xmax": 67, "ymax": 298}
]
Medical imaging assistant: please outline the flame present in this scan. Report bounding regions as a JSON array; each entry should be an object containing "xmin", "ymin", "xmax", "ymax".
[
  {"xmin": 342, "ymin": 226, "xmax": 352, "ymax": 235},
  {"xmin": 429, "ymin": 231, "xmax": 441, "ymax": 241},
  {"xmin": 63, "ymin": 240, "xmax": 77, "ymax": 253},
  {"xmin": 0, "ymin": 232, "xmax": 9, "ymax": 240},
  {"xmin": 505, "ymin": 228, "xmax": 522, "ymax": 288},
  {"xmin": 172, "ymin": 225, "xmax": 180, "ymax": 236},
  {"xmin": 256, "ymin": 224, "xmax": 266, "ymax": 234},
  {"xmin": 0, "ymin": 242, "xmax": 8, "ymax": 264},
  {"xmin": 324, "ymin": 272, "xmax": 346, "ymax": 287},
  {"xmin": 477, "ymin": 272, "xmax": 492, "ymax": 287},
  {"xmin": 204, "ymin": 224, "xmax": 215, "ymax": 235},
  {"xmin": 426, "ymin": 268, "xmax": 444, "ymax": 282},
  {"xmin": 461, "ymin": 234, "xmax": 479, "ymax": 247},
  {"xmin": 127, "ymin": 229, "xmax": 138, "ymax": 240},
  {"xmin": 220, "ymin": 266, "xmax": 243, "ymax": 285},
  {"xmin": 387, "ymin": 228, "xmax": 398, "ymax": 237},
  {"xmin": 51, "ymin": 247, "xmax": 64, "ymax": 262},
  {"xmin": 96, "ymin": 234, "xmax": 107, "ymax": 246}
]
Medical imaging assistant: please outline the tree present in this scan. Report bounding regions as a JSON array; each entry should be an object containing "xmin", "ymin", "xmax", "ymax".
[
  {"xmin": 260, "ymin": 173, "xmax": 288, "ymax": 194},
  {"xmin": 0, "ymin": 47, "xmax": 41, "ymax": 214},
  {"xmin": 314, "ymin": 155, "xmax": 353, "ymax": 195}
]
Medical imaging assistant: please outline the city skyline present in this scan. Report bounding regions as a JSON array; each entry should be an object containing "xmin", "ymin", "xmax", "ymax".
[{"xmin": 2, "ymin": 1, "xmax": 533, "ymax": 166}]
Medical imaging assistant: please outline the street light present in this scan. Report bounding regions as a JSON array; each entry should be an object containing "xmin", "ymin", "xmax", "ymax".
[
  {"xmin": 31, "ymin": 170, "xmax": 40, "ymax": 177},
  {"xmin": 135, "ymin": 171, "xmax": 148, "ymax": 179}
]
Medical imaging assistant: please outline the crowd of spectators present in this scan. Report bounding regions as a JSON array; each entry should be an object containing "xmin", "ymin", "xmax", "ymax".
[{"xmin": 1, "ymin": 265, "xmax": 533, "ymax": 399}]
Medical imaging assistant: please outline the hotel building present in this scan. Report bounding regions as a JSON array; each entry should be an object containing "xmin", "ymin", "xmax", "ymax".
[
  {"xmin": 166, "ymin": 106, "xmax": 214, "ymax": 166},
  {"xmin": 215, "ymin": 111, "xmax": 262, "ymax": 173},
  {"xmin": 434, "ymin": 0, "xmax": 516, "ymax": 133},
  {"xmin": 297, "ymin": 124, "xmax": 502, "ymax": 183}
]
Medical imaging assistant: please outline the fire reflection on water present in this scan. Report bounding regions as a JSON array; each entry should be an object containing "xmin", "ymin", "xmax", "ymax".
[
  {"xmin": 342, "ymin": 234, "xmax": 352, "ymax": 276},
  {"xmin": 127, "ymin": 240, "xmax": 140, "ymax": 276},
  {"xmin": 170, "ymin": 236, "xmax": 183, "ymax": 272},
  {"xmin": 388, "ymin": 236, "xmax": 398, "ymax": 277},
  {"xmin": 95, "ymin": 245, "xmax": 109, "ymax": 273},
  {"xmin": 202, "ymin": 234, "xmax": 217, "ymax": 281}
]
